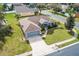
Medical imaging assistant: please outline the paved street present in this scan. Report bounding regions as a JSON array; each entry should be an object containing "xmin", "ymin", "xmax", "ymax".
[
  {"xmin": 47, "ymin": 42, "xmax": 79, "ymax": 56},
  {"xmin": 41, "ymin": 10, "xmax": 66, "ymax": 23},
  {"xmin": 75, "ymin": 22, "xmax": 79, "ymax": 29},
  {"xmin": 41, "ymin": 10, "xmax": 79, "ymax": 29}
]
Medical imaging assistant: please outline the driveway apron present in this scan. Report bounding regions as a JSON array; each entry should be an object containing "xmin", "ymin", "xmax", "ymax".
[{"xmin": 28, "ymin": 36, "xmax": 53, "ymax": 56}]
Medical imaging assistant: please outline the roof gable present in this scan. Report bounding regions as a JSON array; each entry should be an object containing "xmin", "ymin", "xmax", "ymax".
[{"xmin": 25, "ymin": 23, "xmax": 40, "ymax": 32}]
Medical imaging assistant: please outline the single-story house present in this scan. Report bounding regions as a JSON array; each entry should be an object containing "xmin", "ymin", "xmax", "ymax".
[
  {"xmin": 19, "ymin": 15, "xmax": 50, "ymax": 39},
  {"xmin": 19, "ymin": 18, "xmax": 41, "ymax": 39},
  {"xmin": 28, "ymin": 15, "xmax": 49, "ymax": 25},
  {"xmin": 3, "ymin": 3, "xmax": 13, "ymax": 11},
  {"xmin": 73, "ymin": 3, "xmax": 79, "ymax": 8},
  {"xmin": 75, "ymin": 12, "xmax": 79, "ymax": 18},
  {"xmin": 14, "ymin": 4, "xmax": 35, "ymax": 16},
  {"xmin": 60, "ymin": 3, "xmax": 69, "ymax": 12},
  {"xmin": 72, "ymin": 3, "xmax": 79, "ymax": 12}
]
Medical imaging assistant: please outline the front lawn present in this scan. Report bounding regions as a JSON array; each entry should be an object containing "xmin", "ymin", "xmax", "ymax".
[
  {"xmin": 58, "ymin": 39, "xmax": 79, "ymax": 48},
  {"xmin": 58, "ymin": 29, "xmax": 79, "ymax": 48},
  {"xmin": 0, "ymin": 13, "xmax": 32, "ymax": 56},
  {"xmin": 44, "ymin": 23, "xmax": 73, "ymax": 45}
]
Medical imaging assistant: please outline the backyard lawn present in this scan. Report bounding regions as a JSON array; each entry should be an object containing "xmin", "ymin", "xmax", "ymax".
[
  {"xmin": 0, "ymin": 13, "xmax": 32, "ymax": 56},
  {"xmin": 44, "ymin": 23, "xmax": 73, "ymax": 45}
]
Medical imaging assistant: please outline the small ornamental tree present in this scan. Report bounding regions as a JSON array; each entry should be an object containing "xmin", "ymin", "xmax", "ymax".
[{"xmin": 65, "ymin": 15, "xmax": 75, "ymax": 32}]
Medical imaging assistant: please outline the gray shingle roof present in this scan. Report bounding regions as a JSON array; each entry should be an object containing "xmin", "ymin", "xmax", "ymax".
[
  {"xmin": 19, "ymin": 18, "xmax": 40, "ymax": 33},
  {"xmin": 14, "ymin": 4, "xmax": 34, "ymax": 13}
]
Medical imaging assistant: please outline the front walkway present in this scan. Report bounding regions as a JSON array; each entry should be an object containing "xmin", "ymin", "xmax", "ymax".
[{"xmin": 28, "ymin": 36, "xmax": 53, "ymax": 56}]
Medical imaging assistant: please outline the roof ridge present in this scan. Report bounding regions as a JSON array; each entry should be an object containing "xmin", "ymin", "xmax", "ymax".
[
  {"xmin": 26, "ymin": 19, "xmax": 41, "ymax": 29},
  {"xmin": 24, "ymin": 18, "xmax": 41, "ymax": 32}
]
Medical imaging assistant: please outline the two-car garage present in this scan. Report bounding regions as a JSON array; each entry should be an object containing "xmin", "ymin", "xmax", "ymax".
[
  {"xmin": 26, "ymin": 31, "xmax": 41, "ymax": 38},
  {"xmin": 24, "ymin": 23, "xmax": 41, "ymax": 39}
]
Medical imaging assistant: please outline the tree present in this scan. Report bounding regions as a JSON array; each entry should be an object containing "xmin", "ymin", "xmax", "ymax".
[
  {"xmin": 34, "ymin": 11, "xmax": 39, "ymax": 15},
  {"xmin": 36, "ymin": 4, "xmax": 46, "ymax": 14},
  {"xmin": 53, "ymin": 7, "xmax": 62, "ymax": 14},
  {"xmin": 9, "ymin": 4, "xmax": 14, "ymax": 11},
  {"xmin": 0, "ymin": 12, "xmax": 4, "ymax": 20},
  {"xmin": 0, "ymin": 25, "xmax": 12, "ymax": 43},
  {"xmin": 0, "ymin": 11, "xmax": 4, "ymax": 27},
  {"xmin": 66, "ymin": 4, "xmax": 76, "ymax": 16},
  {"xmin": 15, "ymin": 14, "xmax": 21, "ymax": 20},
  {"xmin": 3, "ymin": 4, "xmax": 7, "ymax": 11},
  {"xmin": 65, "ymin": 15, "xmax": 75, "ymax": 32}
]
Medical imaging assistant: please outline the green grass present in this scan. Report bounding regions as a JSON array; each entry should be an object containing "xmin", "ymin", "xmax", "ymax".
[
  {"xmin": 57, "ymin": 29, "xmax": 79, "ymax": 48},
  {"xmin": 58, "ymin": 39, "xmax": 79, "ymax": 48},
  {"xmin": 0, "ymin": 4, "xmax": 3, "ymax": 11},
  {"xmin": 48, "ymin": 10, "xmax": 66, "ymax": 17},
  {"xmin": 44, "ymin": 23, "xmax": 73, "ymax": 45},
  {"xmin": 0, "ymin": 13, "xmax": 32, "ymax": 56}
]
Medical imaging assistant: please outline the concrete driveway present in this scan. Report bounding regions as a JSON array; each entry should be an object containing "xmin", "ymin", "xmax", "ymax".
[{"xmin": 28, "ymin": 36, "xmax": 53, "ymax": 56}]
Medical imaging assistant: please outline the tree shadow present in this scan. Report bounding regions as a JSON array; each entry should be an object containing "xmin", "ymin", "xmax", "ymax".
[
  {"xmin": 77, "ymin": 34, "xmax": 79, "ymax": 40},
  {"xmin": 47, "ymin": 28, "xmax": 54, "ymax": 34},
  {"xmin": 0, "ymin": 25, "xmax": 13, "ymax": 50},
  {"xmin": 26, "ymin": 40, "xmax": 30, "ymax": 44},
  {"xmin": 68, "ymin": 30, "xmax": 74, "ymax": 36},
  {"xmin": 47, "ymin": 26, "xmax": 64, "ymax": 35}
]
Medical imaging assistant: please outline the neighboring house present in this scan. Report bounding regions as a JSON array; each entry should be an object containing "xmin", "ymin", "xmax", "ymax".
[
  {"xmin": 60, "ymin": 3, "xmax": 69, "ymax": 12},
  {"xmin": 75, "ymin": 12, "xmax": 79, "ymax": 18},
  {"xmin": 14, "ymin": 4, "xmax": 35, "ymax": 16},
  {"xmin": 73, "ymin": 3, "xmax": 79, "ymax": 18},
  {"xmin": 3, "ymin": 3, "xmax": 13, "ymax": 11},
  {"xmin": 19, "ymin": 15, "xmax": 50, "ymax": 39},
  {"xmin": 73, "ymin": 3, "xmax": 79, "ymax": 12}
]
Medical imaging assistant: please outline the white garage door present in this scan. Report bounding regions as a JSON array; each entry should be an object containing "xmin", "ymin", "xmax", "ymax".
[{"xmin": 26, "ymin": 31, "xmax": 40, "ymax": 38}]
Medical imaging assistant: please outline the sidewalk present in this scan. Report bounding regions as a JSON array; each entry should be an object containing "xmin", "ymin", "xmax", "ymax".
[{"xmin": 49, "ymin": 29, "xmax": 78, "ymax": 47}]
